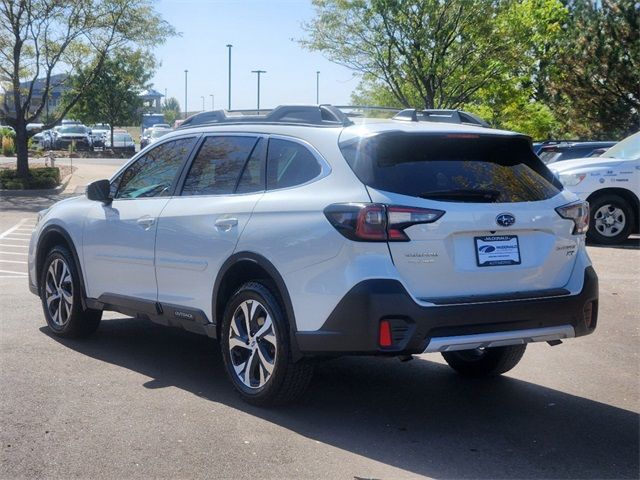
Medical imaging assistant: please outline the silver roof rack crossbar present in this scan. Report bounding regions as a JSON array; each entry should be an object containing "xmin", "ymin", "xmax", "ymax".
[
  {"xmin": 177, "ymin": 105, "xmax": 354, "ymax": 129},
  {"xmin": 393, "ymin": 109, "xmax": 489, "ymax": 127},
  {"xmin": 176, "ymin": 104, "xmax": 490, "ymax": 129}
]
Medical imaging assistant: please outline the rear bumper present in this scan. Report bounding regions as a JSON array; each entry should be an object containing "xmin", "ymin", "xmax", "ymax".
[{"xmin": 295, "ymin": 266, "xmax": 598, "ymax": 356}]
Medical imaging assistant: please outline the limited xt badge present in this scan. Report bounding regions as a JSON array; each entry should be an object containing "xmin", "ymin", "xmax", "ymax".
[{"xmin": 496, "ymin": 213, "xmax": 516, "ymax": 227}]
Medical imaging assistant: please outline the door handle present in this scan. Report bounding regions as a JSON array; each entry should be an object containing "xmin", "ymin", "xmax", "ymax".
[
  {"xmin": 214, "ymin": 217, "xmax": 238, "ymax": 232},
  {"xmin": 137, "ymin": 216, "xmax": 155, "ymax": 230}
]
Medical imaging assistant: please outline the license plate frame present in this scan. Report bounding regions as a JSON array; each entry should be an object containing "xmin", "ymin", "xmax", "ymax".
[{"xmin": 474, "ymin": 235, "xmax": 521, "ymax": 267}]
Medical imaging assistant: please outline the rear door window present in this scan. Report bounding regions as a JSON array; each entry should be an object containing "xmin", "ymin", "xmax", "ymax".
[
  {"xmin": 340, "ymin": 133, "xmax": 561, "ymax": 203},
  {"xmin": 182, "ymin": 136, "xmax": 259, "ymax": 196}
]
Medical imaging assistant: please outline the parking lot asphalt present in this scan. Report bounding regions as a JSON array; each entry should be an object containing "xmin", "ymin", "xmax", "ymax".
[{"xmin": 0, "ymin": 193, "xmax": 638, "ymax": 479}]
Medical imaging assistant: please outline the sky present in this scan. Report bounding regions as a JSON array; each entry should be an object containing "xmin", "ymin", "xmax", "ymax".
[{"xmin": 150, "ymin": 0, "xmax": 358, "ymax": 113}]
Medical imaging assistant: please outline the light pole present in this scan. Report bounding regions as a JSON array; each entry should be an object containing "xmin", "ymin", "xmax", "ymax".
[
  {"xmin": 226, "ymin": 44, "xmax": 233, "ymax": 110},
  {"xmin": 164, "ymin": 88, "xmax": 167, "ymax": 107},
  {"xmin": 200, "ymin": 95, "xmax": 205, "ymax": 112},
  {"xmin": 210, "ymin": 94, "xmax": 215, "ymax": 110},
  {"xmin": 316, "ymin": 71, "xmax": 320, "ymax": 104},
  {"xmin": 251, "ymin": 70, "xmax": 266, "ymax": 113},
  {"xmin": 184, "ymin": 69, "xmax": 188, "ymax": 119}
]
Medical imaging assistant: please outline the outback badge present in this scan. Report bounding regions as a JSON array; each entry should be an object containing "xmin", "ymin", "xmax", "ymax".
[{"xmin": 496, "ymin": 213, "xmax": 516, "ymax": 227}]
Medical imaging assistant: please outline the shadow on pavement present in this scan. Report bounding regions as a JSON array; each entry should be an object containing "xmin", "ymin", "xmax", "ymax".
[
  {"xmin": 0, "ymin": 192, "xmax": 76, "ymax": 212},
  {"xmin": 587, "ymin": 235, "xmax": 640, "ymax": 250},
  {"xmin": 42, "ymin": 319, "xmax": 638, "ymax": 479}
]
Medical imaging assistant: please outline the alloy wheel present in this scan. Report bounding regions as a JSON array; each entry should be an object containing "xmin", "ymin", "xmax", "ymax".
[
  {"xmin": 228, "ymin": 299, "xmax": 278, "ymax": 389},
  {"xmin": 45, "ymin": 258, "xmax": 73, "ymax": 327}
]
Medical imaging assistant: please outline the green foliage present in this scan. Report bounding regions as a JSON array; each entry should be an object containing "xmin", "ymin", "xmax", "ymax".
[
  {"xmin": 63, "ymin": 49, "xmax": 156, "ymax": 133},
  {"xmin": 549, "ymin": 0, "xmax": 640, "ymax": 138},
  {"xmin": 0, "ymin": 0, "xmax": 176, "ymax": 177},
  {"xmin": 304, "ymin": 0, "xmax": 511, "ymax": 109},
  {"xmin": 311, "ymin": 0, "xmax": 637, "ymax": 139},
  {"xmin": 0, "ymin": 167, "xmax": 60, "ymax": 189},
  {"xmin": 162, "ymin": 97, "xmax": 182, "ymax": 126}
]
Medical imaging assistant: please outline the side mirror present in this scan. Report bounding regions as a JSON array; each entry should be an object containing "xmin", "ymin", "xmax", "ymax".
[{"xmin": 87, "ymin": 179, "xmax": 112, "ymax": 204}]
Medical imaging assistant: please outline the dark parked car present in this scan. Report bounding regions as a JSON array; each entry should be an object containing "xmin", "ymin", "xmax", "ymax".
[
  {"xmin": 53, "ymin": 125, "xmax": 93, "ymax": 150},
  {"xmin": 537, "ymin": 141, "xmax": 617, "ymax": 164}
]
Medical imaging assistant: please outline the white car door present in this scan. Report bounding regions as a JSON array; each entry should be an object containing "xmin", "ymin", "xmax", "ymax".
[
  {"xmin": 82, "ymin": 136, "xmax": 199, "ymax": 301},
  {"xmin": 155, "ymin": 135, "xmax": 265, "ymax": 319}
]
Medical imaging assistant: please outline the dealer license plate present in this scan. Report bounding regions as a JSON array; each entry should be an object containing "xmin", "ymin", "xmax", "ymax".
[{"xmin": 474, "ymin": 235, "xmax": 521, "ymax": 267}]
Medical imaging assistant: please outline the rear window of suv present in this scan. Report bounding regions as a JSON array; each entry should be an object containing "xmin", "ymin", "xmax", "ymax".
[{"xmin": 340, "ymin": 133, "xmax": 561, "ymax": 203}]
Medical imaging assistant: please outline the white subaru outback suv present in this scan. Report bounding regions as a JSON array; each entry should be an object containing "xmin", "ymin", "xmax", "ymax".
[
  {"xmin": 28, "ymin": 105, "xmax": 599, "ymax": 405},
  {"xmin": 550, "ymin": 132, "xmax": 639, "ymax": 245}
]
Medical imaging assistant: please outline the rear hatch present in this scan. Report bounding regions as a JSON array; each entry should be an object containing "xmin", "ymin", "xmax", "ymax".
[{"xmin": 340, "ymin": 131, "xmax": 577, "ymax": 301}]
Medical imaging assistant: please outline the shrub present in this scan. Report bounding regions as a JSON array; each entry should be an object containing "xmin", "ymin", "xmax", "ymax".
[
  {"xmin": 2, "ymin": 136, "xmax": 15, "ymax": 155},
  {"xmin": 0, "ymin": 167, "xmax": 60, "ymax": 189}
]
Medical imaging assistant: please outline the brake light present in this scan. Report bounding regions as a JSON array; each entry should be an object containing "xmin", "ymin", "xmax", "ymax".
[
  {"xmin": 324, "ymin": 203, "xmax": 445, "ymax": 242},
  {"xmin": 556, "ymin": 201, "xmax": 589, "ymax": 234}
]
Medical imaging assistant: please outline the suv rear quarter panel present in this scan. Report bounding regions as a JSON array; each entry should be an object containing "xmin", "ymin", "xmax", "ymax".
[{"xmin": 236, "ymin": 135, "xmax": 382, "ymax": 332}]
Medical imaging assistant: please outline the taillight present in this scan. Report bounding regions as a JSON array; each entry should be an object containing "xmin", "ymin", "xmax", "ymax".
[
  {"xmin": 556, "ymin": 201, "xmax": 590, "ymax": 234},
  {"xmin": 324, "ymin": 203, "xmax": 445, "ymax": 242}
]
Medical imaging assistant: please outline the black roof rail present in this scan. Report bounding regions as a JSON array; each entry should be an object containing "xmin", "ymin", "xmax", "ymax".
[
  {"xmin": 177, "ymin": 105, "xmax": 354, "ymax": 129},
  {"xmin": 392, "ymin": 109, "xmax": 489, "ymax": 127}
]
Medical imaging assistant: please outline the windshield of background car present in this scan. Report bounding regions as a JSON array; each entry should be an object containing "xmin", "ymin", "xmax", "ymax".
[
  {"xmin": 340, "ymin": 133, "xmax": 562, "ymax": 203},
  {"xmin": 601, "ymin": 132, "xmax": 640, "ymax": 160},
  {"xmin": 59, "ymin": 126, "xmax": 86, "ymax": 134},
  {"xmin": 113, "ymin": 134, "xmax": 131, "ymax": 141},
  {"xmin": 151, "ymin": 129, "xmax": 169, "ymax": 138}
]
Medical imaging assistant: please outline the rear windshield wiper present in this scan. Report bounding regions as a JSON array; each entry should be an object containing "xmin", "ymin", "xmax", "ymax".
[{"xmin": 418, "ymin": 189, "xmax": 501, "ymax": 202}]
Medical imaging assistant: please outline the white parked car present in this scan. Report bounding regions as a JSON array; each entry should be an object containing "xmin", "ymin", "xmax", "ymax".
[
  {"xmin": 28, "ymin": 105, "xmax": 599, "ymax": 405},
  {"xmin": 550, "ymin": 132, "xmax": 639, "ymax": 244}
]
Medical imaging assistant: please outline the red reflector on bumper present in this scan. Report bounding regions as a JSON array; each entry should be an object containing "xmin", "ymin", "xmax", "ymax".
[{"xmin": 379, "ymin": 320, "xmax": 392, "ymax": 347}]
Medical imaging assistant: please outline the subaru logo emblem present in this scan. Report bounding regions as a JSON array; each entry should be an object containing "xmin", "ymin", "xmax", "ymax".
[{"xmin": 496, "ymin": 213, "xmax": 515, "ymax": 227}]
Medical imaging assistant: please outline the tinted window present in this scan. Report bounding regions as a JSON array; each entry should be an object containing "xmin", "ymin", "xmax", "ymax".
[
  {"xmin": 59, "ymin": 126, "xmax": 86, "ymax": 134},
  {"xmin": 267, "ymin": 139, "xmax": 321, "ymax": 189},
  {"xmin": 114, "ymin": 137, "xmax": 196, "ymax": 199},
  {"xmin": 182, "ymin": 136, "xmax": 258, "ymax": 196},
  {"xmin": 236, "ymin": 139, "xmax": 266, "ymax": 193},
  {"xmin": 341, "ymin": 133, "xmax": 561, "ymax": 203}
]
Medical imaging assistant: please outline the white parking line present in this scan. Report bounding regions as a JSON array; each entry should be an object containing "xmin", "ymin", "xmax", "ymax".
[
  {"xmin": 1, "ymin": 237, "xmax": 30, "ymax": 243},
  {"xmin": 0, "ymin": 244, "xmax": 29, "ymax": 248},
  {"xmin": 0, "ymin": 259, "xmax": 28, "ymax": 264},
  {"xmin": 0, "ymin": 276, "xmax": 26, "ymax": 279},
  {"xmin": 0, "ymin": 269, "xmax": 27, "ymax": 276},
  {"xmin": 0, "ymin": 251, "xmax": 27, "ymax": 255},
  {"xmin": 0, "ymin": 219, "xmax": 31, "ymax": 239}
]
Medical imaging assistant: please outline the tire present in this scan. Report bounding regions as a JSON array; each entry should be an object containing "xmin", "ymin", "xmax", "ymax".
[
  {"xmin": 220, "ymin": 281, "xmax": 313, "ymax": 406},
  {"xmin": 39, "ymin": 245, "xmax": 102, "ymax": 338},
  {"xmin": 442, "ymin": 344, "xmax": 526, "ymax": 377},
  {"xmin": 587, "ymin": 194, "xmax": 635, "ymax": 245}
]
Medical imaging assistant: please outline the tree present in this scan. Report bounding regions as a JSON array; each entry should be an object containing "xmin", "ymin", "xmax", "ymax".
[
  {"xmin": 303, "ymin": 0, "xmax": 516, "ymax": 110},
  {"xmin": 162, "ymin": 97, "xmax": 181, "ymax": 126},
  {"xmin": 550, "ymin": 0, "xmax": 639, "ymax": 138},
  {"xmin": 64, "ymin": 49, "xmax": 155, "ymax": 147},
  {"xmin": 0, "ymin": 0, "xmax": 176, "ymax": 178}
]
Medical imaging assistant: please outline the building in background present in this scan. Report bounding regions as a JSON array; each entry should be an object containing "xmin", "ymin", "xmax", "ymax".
[
  {"xmin": 1, "ymin": 73, "xmax": 68, "ymax": 122},
  {"xmin": 138, "ymin": 88, "xmax": 164, "ymax": 114}
]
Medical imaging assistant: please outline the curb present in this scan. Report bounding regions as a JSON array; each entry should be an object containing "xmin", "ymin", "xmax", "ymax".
[{"xmin": 0, "ymin": 173, "xmax": 73, "ymax": 197}]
